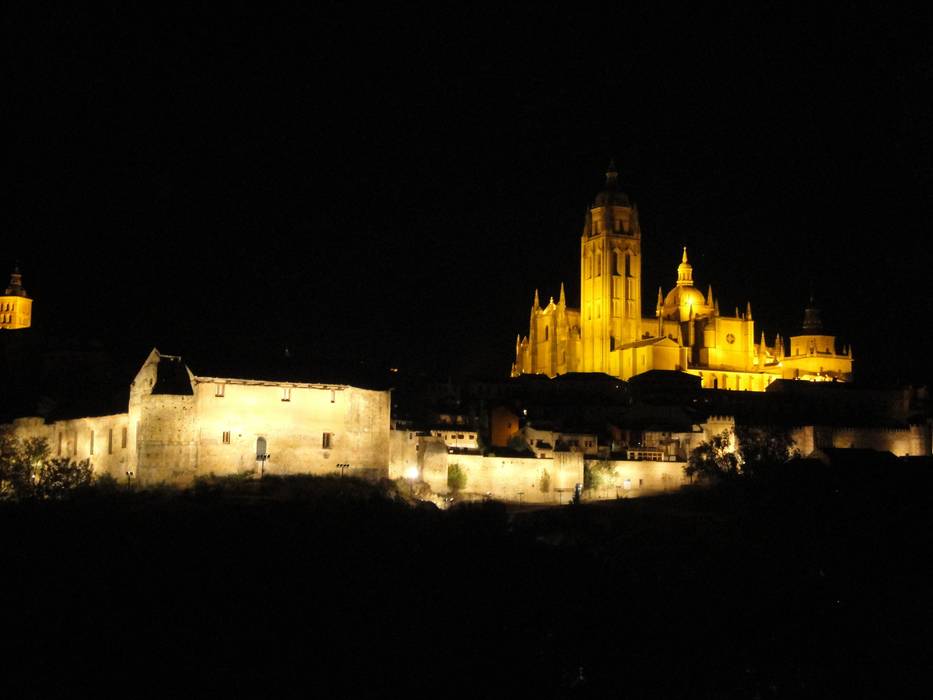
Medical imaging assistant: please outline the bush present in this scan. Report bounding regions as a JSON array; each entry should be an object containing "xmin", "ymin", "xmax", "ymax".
[
  {"xmin": 584, "ymin": 461, "xmax": 616, "ymax": 490},
  {"xmin": 447, "ymin": 463, "xmax": 467, "ymax": 492}
]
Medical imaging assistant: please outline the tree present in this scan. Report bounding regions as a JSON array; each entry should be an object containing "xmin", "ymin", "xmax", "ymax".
[
  {"xmin": 684, "ymin": 430, "xmax": 741, "ymax": 481},
  {"xmin": 735, "ymin": 425, "xmax": 799, "ymax": 478},
  {"xmin": 0, "ymin": 435, "xmax": 92, "ymax": 500},
  {"xmin": 685, "ymin": 427, "xmax": 799, "ymax": 482}
]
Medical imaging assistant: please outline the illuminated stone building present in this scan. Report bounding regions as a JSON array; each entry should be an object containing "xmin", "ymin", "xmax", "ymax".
[
  {"xmin": 0, "ymin": 266, "xmax": 32, "ymax": 330},
  {"xmin": 4, "ymin": 349, "xmax": 391, "ymax": 485},
  {"xmin": 512, "ymin": 164, "xmax": 853, "ymax": 390}
]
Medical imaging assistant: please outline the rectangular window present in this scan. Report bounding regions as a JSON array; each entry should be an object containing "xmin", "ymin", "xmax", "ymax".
[
  {"xmin": 222, "ymin": 431, "xmax": 231, "ymax": 444},
  {"xmin": 282, "ymin": 387, "xmax": 291, "ymax": 402},
  {"xmin": 108, "ymin": 428, "xmax": 113, "ymax": 454},
  {"xmin": 215, "ymin": 383, "xmax": 225, "ymax": 397},
  {"xmin": 90, "ymin": 430, "xmax": 95, "ymax": 456},
  {"xmin": 122, "ymin": 427, "xmax": 128, "ymax": 449},
  {"xmin": 330, "ymin": 389, "xmax": 336, "ymax": 403},
  {"xmin": 322, "ymin": 432, "xmax": 333, "ymax": 449}
]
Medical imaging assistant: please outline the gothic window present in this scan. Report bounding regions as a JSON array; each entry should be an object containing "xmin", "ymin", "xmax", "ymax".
[
  {"xmin": 222, "ymin": 431, "xmax": 231, "ymax": 444},
  {"xmin": 122, "ymin": 427, "xmax": 128, "ymax": 448},
  {"xmin": 595, "ymin": 254, "xmax": 602, "ymax": 276},
  {"xmin": 625, "ymin": 253, "xmax": 631, "ymax": 277},
  {"xmin": 215, "ymin": 383, "xmax": 225, "ymax": 397},
  {"xmin": 322, "ymin": 432, "xmax": 333, "ymax": 449},
  {"xmin": 544, "ymin": 325, "xmax": 549, "ymax": 341},
  {"xmin": 256, "ymin": 436, "xmax": 267, "ymax": 458},
  {"xmin": 281, "ymin": 387, "xmax": 291, "ymax": 401},
  {"xmin": 610, "ymin": 336, "xmax": 616, "ymax": 351}
]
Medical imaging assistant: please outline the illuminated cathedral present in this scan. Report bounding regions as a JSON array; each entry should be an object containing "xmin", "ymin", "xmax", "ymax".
[{"xmin": 511, "ymin": 164, "xmax": 853, "ymax": 391}]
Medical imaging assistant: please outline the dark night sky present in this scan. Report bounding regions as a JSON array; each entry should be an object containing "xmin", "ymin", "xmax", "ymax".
[{"xmin": 4, "ymin": 5, "xmax": 933, "ymax": 386}]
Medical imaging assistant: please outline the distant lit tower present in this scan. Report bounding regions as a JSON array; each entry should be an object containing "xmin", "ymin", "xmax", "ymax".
[
  {"xmin": 0, "ymin": 266, "xmax": 32, "ymax": 330},
  {"xmin": 782, "ymin": 295, "xmax": 853, "ymax": 382},
  {"xmin": 580, "ymin": 160, "xmax": 643, "ymax": 376}
]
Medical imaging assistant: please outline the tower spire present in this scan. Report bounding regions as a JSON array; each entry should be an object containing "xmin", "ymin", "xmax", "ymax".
[
  {"xmin": 606, "ymin": 159, "xmax": 618, "ymax": 188},
  {"xmin": 5, "ymin": 265, "xmax": 26, "ymax": 296},
  {"xmin": 558, "ymin": 282, "xmax": 566, "ymax": 306},
  {"xmin": 802, "ymin": 295, "xmax": 823, "ymax": 331},
  {"xmin": 706, "ymin": 285, "xmax": 714, "ymax": 307},
  {"xmin": 676, "ymin": 248, "xmax": 694, "ymax": 286},
  {"xmin": 533, "ymin": 289, "xmax": 540, "ymax": 310}
]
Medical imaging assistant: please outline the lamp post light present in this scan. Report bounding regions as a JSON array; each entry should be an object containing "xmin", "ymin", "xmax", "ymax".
[
  {"xmin": 404, "ymin": 466, "xmax": 419, "ymax": 497},
  {"xmin": 257, "ymin": 453, "xmax": 270, "ymax": 479},
  {"xmin": 125, "ymin": 470, "xmax": 134, "ymax": 488}
]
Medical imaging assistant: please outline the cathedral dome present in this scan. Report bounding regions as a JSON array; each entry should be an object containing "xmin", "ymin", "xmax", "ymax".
[
  {"xmin": 659, "ymin": 248, "xmax": 711, "ymax": 320},
  {"xmin": 663, "ymin": 284, "xmax": 706, "ymax": 311},
  {"xmin": 662, "ymin": 285, "xmax": 707, "ymax": 319}
]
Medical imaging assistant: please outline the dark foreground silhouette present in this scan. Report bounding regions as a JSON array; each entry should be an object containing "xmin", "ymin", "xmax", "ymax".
[{"xmin": 2, "ymin": 467, "xmax": 930, "ymax": 697}]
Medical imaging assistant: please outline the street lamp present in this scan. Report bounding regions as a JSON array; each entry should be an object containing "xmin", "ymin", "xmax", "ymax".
[
  {"xmin": 257, "ymin": 453, "xmax": 270, "ymax": 479},
  {"xmin": 404, "ymin": 466, "xmax": 419, "ymax": 497},
  {"xmin": 125, "ymin": 470, "xmax": 134, "ymax": 488}
]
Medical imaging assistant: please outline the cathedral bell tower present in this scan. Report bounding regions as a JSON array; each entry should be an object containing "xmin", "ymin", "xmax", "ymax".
[
  {"xmin": 0, "ymin": 265, "xmax": 32, "ymax": 330},
  {"xmin": 580, "ymin": 161, "xmax": 642, "ymax": 377}
]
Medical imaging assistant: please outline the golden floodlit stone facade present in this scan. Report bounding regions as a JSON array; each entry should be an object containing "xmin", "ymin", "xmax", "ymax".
[
  {"xmin": 5, "ymin": 349, "xmax": 391, "ymax": 485},
  {"xmin": 0, "ymin": 267, "xmax": 32, "ymax": 330},
  {"xmin": 512, "ymin": 164, "xmax": 854, "ymax": 390}
]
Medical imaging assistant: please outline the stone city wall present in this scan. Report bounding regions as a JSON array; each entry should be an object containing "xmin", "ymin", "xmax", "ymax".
[{"xmin": 4, "ymin": 413, "xmax": 133, "ymax": 480}]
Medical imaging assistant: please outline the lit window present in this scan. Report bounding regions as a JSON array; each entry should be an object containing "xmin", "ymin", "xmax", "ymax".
[
  {"xmin": 322, "ymin": 432, "xmax": 333, "ymax": 449},
  {"xmin": 215, "ymin": 383, "xmax": 225, "ymax": 397},
  {"xmin": 282, "ymin": 387, "xmax": 291, "ymax": 402},
  {"xmin": 222, "ymin": 431, "xmax": 231, "ymax": 444}
]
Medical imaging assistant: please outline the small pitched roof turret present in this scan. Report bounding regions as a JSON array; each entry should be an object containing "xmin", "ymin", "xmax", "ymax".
[
  {"xmin": 802, "ymin": 295, "xmax": 823, "ymax": 331},
  {"xmin": 4, "ymin": 265, "xmax": 27, "ymax": 297},
  {"xmin": 592, "ymin": 159, "xmax": 631, "ymax": 207}
]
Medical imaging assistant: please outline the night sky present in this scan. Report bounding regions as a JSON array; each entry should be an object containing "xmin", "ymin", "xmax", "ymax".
[{"xmin": 5, "ymin": 5, "xmax": 932, "ymax": 386}]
